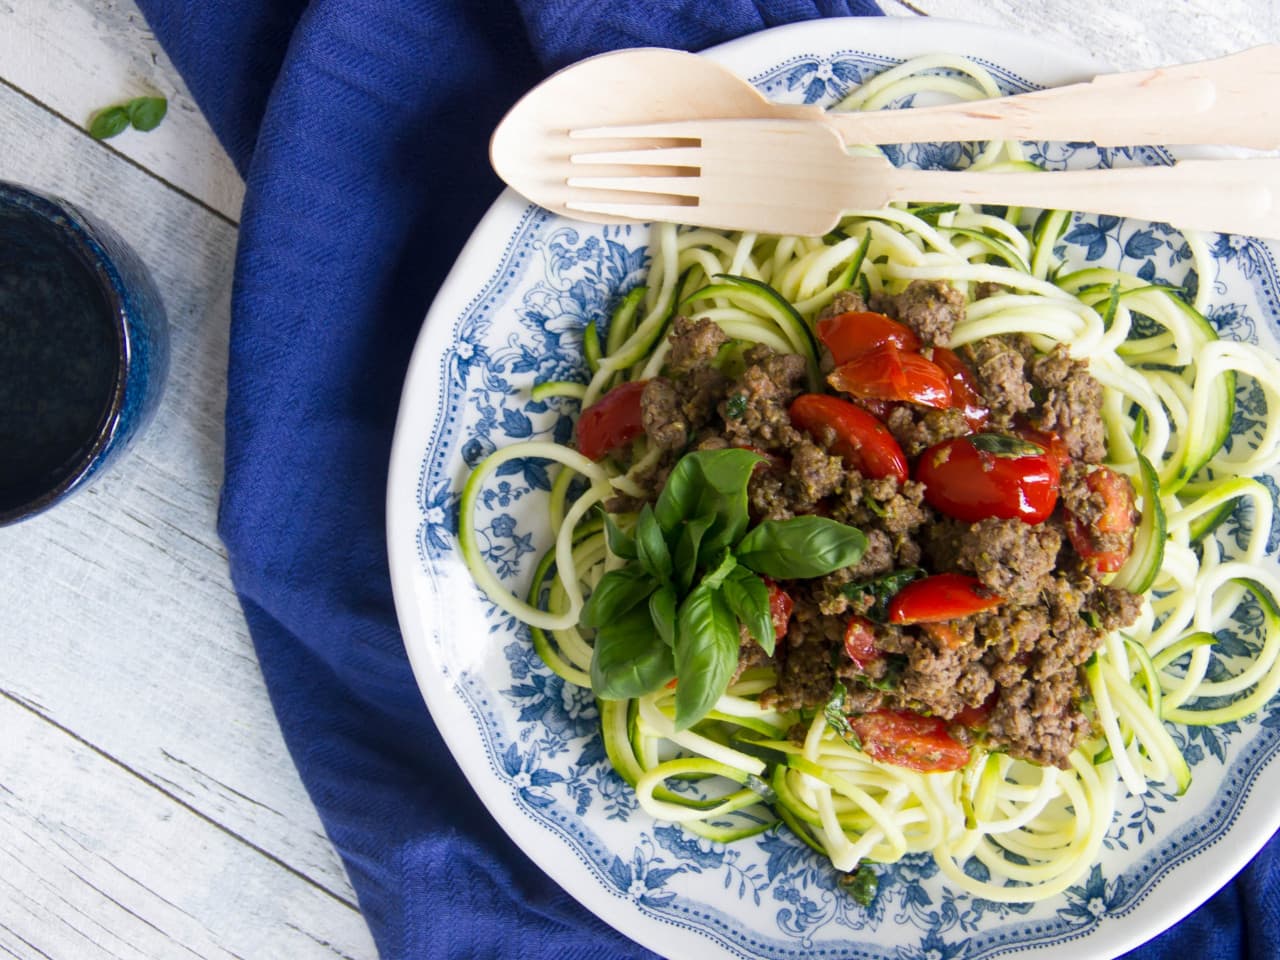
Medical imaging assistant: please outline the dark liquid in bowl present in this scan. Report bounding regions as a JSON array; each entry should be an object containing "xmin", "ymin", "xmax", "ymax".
[{"xmin": 0, "ymin": 208, "xmax": 118, "ymax": 513}]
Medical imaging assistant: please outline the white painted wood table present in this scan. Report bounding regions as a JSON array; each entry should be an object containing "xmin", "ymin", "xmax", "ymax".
[{"xmin": 0, "ymin": 1, "xmax": 1275, "ymax": 957}]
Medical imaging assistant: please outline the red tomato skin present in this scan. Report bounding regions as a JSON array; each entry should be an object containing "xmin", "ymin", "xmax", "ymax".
[
  {"xmin": 789, "ymin": 394, "xmax": 909, "ymax": 483},
  {"xmin": 931, "ymin": 347, "xmax": 990, "ymax": 430},
  {"xmin": 766, "ymin": 580, "xmax": 794, "ymax": 640},
  {"xmin": 817, "ymin": 311, "xmax": 921, "ymax": 364},
  {"xmin": 1065, "ymin": 466, "xmax": 1137, "ymax": 572},
  {"xmin": 849, "ymin": 709, "xmax": 971, "ymax": 772},
  {"xmin": 887, "ymin": 573, "xmax": 1004, "ymax": 624},
  {"xmin": 1014, "ymin": 423, "xmax": 1071, "ymax": 473},
  {"xmin": 915, "ymin": 434, "xmax": 1061, "ymax": 524},
  {"xmin": 576, "ymin": 380, "xmax": 648, "ymax": 461},
  {"xmin": 828, "ymin": 344, "xmax": 953, "ymax": 409},
  {"xmin": 843, "ymin": 616, "xmax": 881, "ymax": 669}
]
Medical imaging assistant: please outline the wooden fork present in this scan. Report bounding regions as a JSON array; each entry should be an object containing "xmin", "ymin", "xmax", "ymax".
[{"xmin": 563, "ymin": 119, "xmax": 1280, "ymax": 238}]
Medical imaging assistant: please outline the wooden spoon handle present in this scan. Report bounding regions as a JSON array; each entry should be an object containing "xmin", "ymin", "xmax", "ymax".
[
  {"xmin": 873, "ymin": 158, "xmax": 1280, "ymax": 238},
  {"xmin": 824, "ymin": 46, "xmax": 1280, "ymax": 149}
]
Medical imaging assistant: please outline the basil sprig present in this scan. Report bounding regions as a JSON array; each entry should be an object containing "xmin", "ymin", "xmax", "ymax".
[{"xmin": 585, "ymin": 448, "xmax": 867, "ymax": 730}]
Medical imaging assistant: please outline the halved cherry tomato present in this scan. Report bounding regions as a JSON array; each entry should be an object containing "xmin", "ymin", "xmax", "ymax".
[
  {"xmin": 915, "ymin": 433, "xmax": 1061, "ymax": 524},
  {"xmin": 789, "ymin": 394, "xmax": 909, "ymax": 483},
  {"xmin": 828, "ymin": 344, "xmax": 953, "ymax": 409},
  {"xmin": 849, "ymin": 709, "xmax": 971, "ymax": 772},
  {"xmin": 1014, "ymin": 423, "xmax": 1071, "ymax": 473},
  {"xmin": 1065, "ymin": 466, "xmax": 1137, "ymax": 572},
  {"xmin": 766, "ymin": 579, "xmax": 794, "ymax": 640},
  {"xmin": 887, "ymin": 573, "xmax": 1004, "ymax": 624},
  {"xmin": 931, "ymin": 347, "xmax": 989, "ymax": 430},
  {"xmin": 953, "ymin": 691, "xmax": 998, "ymax": 730},
  {"xmin": 843, "ymin": 616, "xmax": 880, "ymax": 669},
  {"xmin": 817, "ymin": 311, "xmax": 920, "ymax": 364},
  {"xmin": 576, "ymin": 380, "xmax": 648, "ymax": 461}
]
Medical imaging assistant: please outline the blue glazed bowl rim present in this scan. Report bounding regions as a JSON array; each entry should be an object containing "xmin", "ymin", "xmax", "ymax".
[{"xmin": 0, "ymin": 181, "xmax": 132, "ymax": 525}]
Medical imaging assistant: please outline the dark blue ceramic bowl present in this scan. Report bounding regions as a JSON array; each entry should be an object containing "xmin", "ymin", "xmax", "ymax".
[{"xmin": 0, "ymin": 181, "xmax": 169, "ymax": 526}]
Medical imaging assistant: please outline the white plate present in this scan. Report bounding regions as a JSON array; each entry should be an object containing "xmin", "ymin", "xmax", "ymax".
[{"xmin": 387, "ymin": 17, "xmax": 1280, "ymax": 959}]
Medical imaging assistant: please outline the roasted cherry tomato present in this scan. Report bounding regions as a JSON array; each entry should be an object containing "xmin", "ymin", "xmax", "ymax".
[
  {"xmin": 789, "ymin": 393, "xmax": 909, "ymax": 483},
  {"xmin": 915, "ymin": 433, "xmax": 1061, "ymax": 524},
  {"xmin": 843, "ymin": 616, "xmax": 881, "ymax": 669},
  {"xmin": 817, "ymin": 311, "xmax": 921, "ymax": 364},
  {"xmin": 766, "ymin": 579, "xmax": 795, "ymax": 640},
  {"xmin": 576, "ymin": 380, "xmax": 648, "ymax": 461},
  {"xmin": 1065, "ymin": 466, "xmax": 1137, "ymax": 573},
  {"xmin": 887, "ymin": 573, "xmax": 1004, "ymax": 624},
  {"xmin": 1014, "ymin": 423, "xmax": 1071, "ymax": 473},
  {"xmin": 952, "ymin": 691, "xmax": 998, "ymax": 730},
  {"xmin": 828, "ymin": 344, "xmax": 953, "ymax": 409},
  {"xmin": 931, "ymin": 347, "xmax": 989, "ymax": 430},
  {"xmin": 849, "ymin": 709, "xmax": 971, "ymax": 772}
]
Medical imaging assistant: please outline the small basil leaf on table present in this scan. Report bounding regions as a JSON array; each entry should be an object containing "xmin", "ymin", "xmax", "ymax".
[
  {"xmin": 635, "ymin": 504, "xmax": 672, "ymax": 582},
  {"xmin": 602, "ymin": 510, "xmax": 637, "ymax": 560},
  {"xmin": 126, "ymin": 95, "xmax": 168, "ymax": 132},
  {"xmin": 591, "ymin": 605, "xmax": 676, "ymax": 699},
  {"xmin": 649, "ymin": 582, "xmax": 677, "ymax": 647},
  {"xmin": 737, "ymin": 515, "xmax": 867, "ymax": 579},
  {"xmin": 674, "ymin": 581, "xmax": 740, "ymax": 730},
  {"xmin": 721, "ymin": 567, "xmax": 775, "ymax": 656},
  {"xmin": 89, "ymin": 106, "xmax": 130, "ymax": 140},
  {"xmin": 581, "ymin": 566, "xmax": 656, "ymax": 628}
]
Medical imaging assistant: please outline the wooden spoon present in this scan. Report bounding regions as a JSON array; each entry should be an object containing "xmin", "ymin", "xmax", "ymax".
[{"xmin": 490, "ymin": 45, "xmax": 1280, "ymax": 202}]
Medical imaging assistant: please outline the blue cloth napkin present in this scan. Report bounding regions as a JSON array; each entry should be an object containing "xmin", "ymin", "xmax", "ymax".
[{"xmin": 134, "ymin": 2, "xmax": 1278, "ymax": 957}]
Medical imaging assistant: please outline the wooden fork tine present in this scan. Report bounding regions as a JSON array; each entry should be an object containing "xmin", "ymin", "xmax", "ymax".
[
  {"xmin": 569, "ymin": 145, "xmax": 704, "ymax": 168},
  {"xmin": 564, "ymin": 198, "xmax": 699, "ymax": 222},
  {"xmin": 566, "ymin": 174, "xmax": 700, "ymax": 197},
  {"xmin": 569, "ymin": 121, "xmax": 707, "ymax": 141}
]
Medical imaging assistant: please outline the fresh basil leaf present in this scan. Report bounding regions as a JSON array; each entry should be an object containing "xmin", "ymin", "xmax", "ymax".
[
  {"xmin": 967, "ymin": 433, "xmax": 1043, "ymax": 457},
  {"xmin": 721, "ymin": 567, "xmax": 774, "ymax": 656},
  {"xmin": 823, "ymin": 682, "xmax": 860, "ymax": 748},
  {"xmin": 737, "ymin": 516, "xmax": 867, "ymax": 579},
  {"xmin": 701, "ymin": 550, "xmax": 738, "ymax": 590},
  {"xmin": 649, "ymin": 582, "xmax": 677, "ymax": 647},
  {"xmin": 673, "ymin": 514, "xmax": 713, "ymax": 593},
  {"xmin": 581, "ymin": 566, "xmax": 656, "ymax": 629},
  {"xmin": 841, "ymin": 567, "xmax": 924, "ymax": 623},
  {"xmin": 601, "ymin": 510, "xmax": 637, "ymax": 560},
  {"xmin": 673, "ymin": 583, "xmax": 740, "ymax": 730},
  {"xmin": 635, "ymin": 504, "xmax": 672, "ymax": 582},
  {"xmin": 126, "ymin": 96, "xmax": 168, "ymax": 132},
  {"xmin": 89, "ymin": 106, "xmax": 129, "ymax": 140},
  {"xmin": 655, "ymin": 449, "xmax": 764, "ymax": 558},
  {"xmin": 590, "ymin": 605, "xmax": 674, "ymax": 699}
]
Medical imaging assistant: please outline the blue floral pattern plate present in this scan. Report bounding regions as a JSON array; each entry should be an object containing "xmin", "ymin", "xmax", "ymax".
[{"xmin": 386, "ymin": 17, "xmax": 1280, "ymax": 959}]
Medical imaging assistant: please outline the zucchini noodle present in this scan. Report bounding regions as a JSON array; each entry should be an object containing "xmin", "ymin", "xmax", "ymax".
[{"xmin": 458, "ymin": 55, "xmax": 1280, "ymax": 903}]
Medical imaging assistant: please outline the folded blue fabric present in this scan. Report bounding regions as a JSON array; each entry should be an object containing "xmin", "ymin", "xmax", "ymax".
[{"xmin": 134, "ymin": 1, "xmax": 1278, "ymax": 957}]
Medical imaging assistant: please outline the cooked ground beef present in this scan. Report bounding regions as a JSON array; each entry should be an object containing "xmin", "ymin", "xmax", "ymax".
[
  {"xmin": 878, "ymin": 279, "xmax": 965, "ymax": 346},
  {"xmin": 1028, "ymin": 345, "xmax": 1107, "ymax": 462},
  {"xmin": 610, "ymin": 285, "xmax": 1144, "ymax": 769}
]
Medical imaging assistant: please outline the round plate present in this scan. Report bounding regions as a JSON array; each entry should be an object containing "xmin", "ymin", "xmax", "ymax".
[{"xmin": 387, "ymin": 17, "xmax": 1280, "ymax": 959}]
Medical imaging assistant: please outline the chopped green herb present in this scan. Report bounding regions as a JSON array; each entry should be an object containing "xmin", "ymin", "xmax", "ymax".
[
  {"xmin": 725, "ymin": 392, "xmax": 749, "ymax": 419},
  {"xmin": 841, "ymin": 567, "xmax": 924, "ymax": 623},
  {"xmin": 839, "ymin": 863, "xmax": 879, "ymax": 906}
]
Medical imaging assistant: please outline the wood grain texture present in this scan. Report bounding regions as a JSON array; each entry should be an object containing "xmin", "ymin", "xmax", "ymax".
[
  {"xmin": 0, "ymin": 695, "xmax": 364, "ymax": 960},
  {"xmin": 0, "ymin": 0, "xmax": 244, "ymax": 221},
  {"xmin": 0, "ymin": 3, "xmax": 376, "ymax": 956}
]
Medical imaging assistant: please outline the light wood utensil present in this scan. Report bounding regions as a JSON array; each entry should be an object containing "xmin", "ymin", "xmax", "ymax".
[
  {"xmin": 560, "ymin": 118, "xmax": 1280, "ymax": 238},
  {"xmin": 490, "ymin": 45, "xmax": 1280, "ymax": 222}
]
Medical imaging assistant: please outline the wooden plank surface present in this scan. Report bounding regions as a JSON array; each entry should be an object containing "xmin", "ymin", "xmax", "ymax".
[{"xmin": 0, "ymin": 1, "xmax": 1277, "ymax": 959}]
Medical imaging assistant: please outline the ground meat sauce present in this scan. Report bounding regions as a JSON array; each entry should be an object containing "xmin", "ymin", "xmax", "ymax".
[{"xmin": 620, "ymin": 282, "xmax": 1143, "ymax": 769}]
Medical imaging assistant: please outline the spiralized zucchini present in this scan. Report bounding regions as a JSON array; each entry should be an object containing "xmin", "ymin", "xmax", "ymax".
[{"xmin": 458, "ymin": 55, "xmax": 1280, "ymax": 903}]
